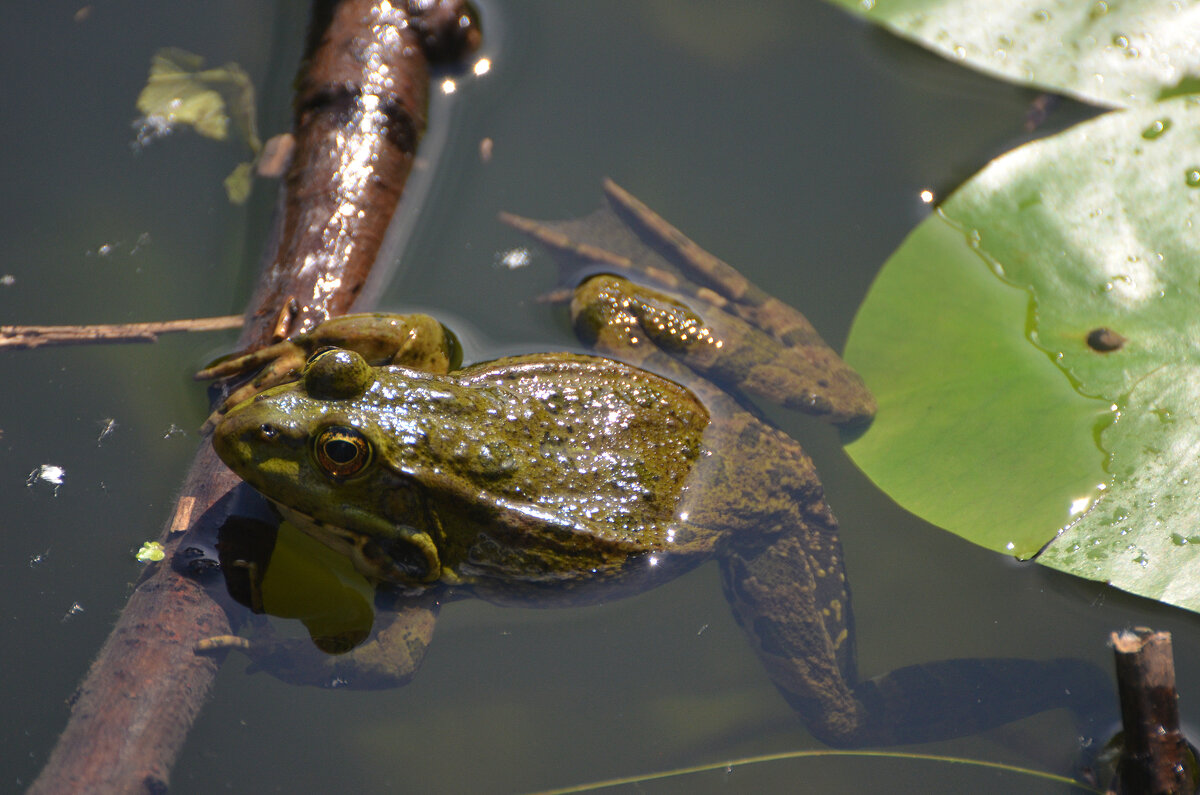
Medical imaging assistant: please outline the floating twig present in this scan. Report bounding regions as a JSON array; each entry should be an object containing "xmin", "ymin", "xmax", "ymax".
[{"xmin": 0, "ymin": 315, "xmax": 243, "ymax": 350}]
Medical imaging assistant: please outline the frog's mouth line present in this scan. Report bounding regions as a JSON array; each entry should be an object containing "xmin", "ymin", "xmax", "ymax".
[{"xmin": 272, "ymin": 502, "xmax": 441, "ymax": 587}]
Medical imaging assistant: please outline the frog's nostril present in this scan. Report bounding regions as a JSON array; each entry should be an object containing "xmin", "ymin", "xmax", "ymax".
[{"xmin": 258, "ymin": 423, "xmax": 278, "ymax": 440}]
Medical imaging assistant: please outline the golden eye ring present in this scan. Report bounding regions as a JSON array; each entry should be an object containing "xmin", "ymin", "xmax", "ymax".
[{"xmin": 313, "ymin": 425, "xmax": 372, "ymax": 478}]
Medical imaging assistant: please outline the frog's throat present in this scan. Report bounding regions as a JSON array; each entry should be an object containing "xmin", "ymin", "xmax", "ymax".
[{"xmin": 273, "ymin": 502, "xmax": 441, "ymax": 586}]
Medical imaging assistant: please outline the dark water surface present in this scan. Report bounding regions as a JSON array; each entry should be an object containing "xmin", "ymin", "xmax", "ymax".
[{"xmin": 3, "ymin": 2, "xmax": 1195, "ymax": 793}]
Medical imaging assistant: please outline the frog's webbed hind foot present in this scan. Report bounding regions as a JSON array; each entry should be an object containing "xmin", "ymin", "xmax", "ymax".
[
  {"xmin": 196, "ymin": 602, "xmax": 439, "ymax": 689},
  {"xmin": 851, "ymin": 656, "xmax": 1114, "ymax": 747}
]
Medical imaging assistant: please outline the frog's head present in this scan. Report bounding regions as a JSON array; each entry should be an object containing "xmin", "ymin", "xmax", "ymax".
[{"xmin": 212, "ymin": 348, "xmax": 445, "ymax": 587}]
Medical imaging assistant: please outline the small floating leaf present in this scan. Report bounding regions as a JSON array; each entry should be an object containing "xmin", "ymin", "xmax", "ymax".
[
  {"xmin": 137, "ymin": 49, "xmax": 235, "ymax": 142},
  {"xmin": 135, "ymin": 541, "xmax": 166, "ymax": 563},
  {"xmin": 134, "ymin": 47, "xmax": 261, "ymax": 202},
  {"xmin": 223, "ymin": 161, "xmax": 255, "ymax": 204}
]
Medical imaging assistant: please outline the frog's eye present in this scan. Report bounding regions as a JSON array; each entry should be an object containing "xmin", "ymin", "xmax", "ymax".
[
  {"xmin": 305, "ymin": 346, "xmax": 341, "ymax": 367},
  {"xmin": 304, "ymin": 348, "xmax": 375, "ymax": 400},
  {"xmin": 313, "ymin": 426, "xmax": 372, "ymax": 478}
]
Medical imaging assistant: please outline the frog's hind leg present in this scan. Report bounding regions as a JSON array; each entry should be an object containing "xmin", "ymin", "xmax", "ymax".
[
  {"xmin": 570, "ymin": 273, "xmax": 875, "ymax": 425},
  {"xmin": 600, "ymin": 179, "xmax": 830, "ymax": 352},
  {"xmin": 719, "ymin": 525, "xmax": 874, "ymax": 746},
  {"xmin": 500, "ymin": 180, "xmax": 853, "ymax": 374},
  {"xmin": 721, "ymin": 529, "xmax": 1112, "ymax": 747},
  {"xmin": 197, "ymin": 599, "xmax": 439, "ymax": 689}
]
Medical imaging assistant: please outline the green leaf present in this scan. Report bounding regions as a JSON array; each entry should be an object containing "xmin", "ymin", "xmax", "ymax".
[
  {"xmin": 135, "ymin": 47, "xmax": 261, "ymax": 152},
  {"xmin": 824, "ymin": 0, "xmax": 1200, "ymax": 108},
  {"xmin": 223, "ymin": 161, "xmax": 255, "ymax": 204},
  {"xmin": 842, "ymin": 217, "xmax": 1110, "ymax": 558},
  {"xmin": 844, "ymin": 95, "xmax": 1200, "ymax": 611},
  {"xmin": 135, "ymin": 541, "xmax": 166, "ymax": 563}
]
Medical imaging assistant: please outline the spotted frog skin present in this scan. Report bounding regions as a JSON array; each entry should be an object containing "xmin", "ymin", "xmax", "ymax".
[{"xmin": 200, "ymin": 181, "xmax": 1105, "ymax": 747}]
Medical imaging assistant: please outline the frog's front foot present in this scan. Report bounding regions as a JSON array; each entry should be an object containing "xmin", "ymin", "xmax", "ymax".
[
  {"xmin": 196, "ymin": 341, "xmax": 312, "ymax": 433},
  {"xmin": 195, "ymin": 601, "xmax": 439, "ymax": 689}
]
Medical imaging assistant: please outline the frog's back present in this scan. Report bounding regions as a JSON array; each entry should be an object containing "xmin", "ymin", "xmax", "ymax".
[
  {"xmin": 416, "ymin": 354, "xmax": 712, "ymax": 595},
  {"xmin": 451, "ymin": 353, "xmax": 709, "ymax": 543}
]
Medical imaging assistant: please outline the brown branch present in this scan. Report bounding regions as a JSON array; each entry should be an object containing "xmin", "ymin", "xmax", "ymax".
[
  {"xmin": 0, "ymin": 316, "xmax": 243, "ymax": 349},
  {"xmin": 28, "ymin": 2, "xmax": 479, "ymax": 793},
  {"xmin": 1110, "ymin": 628, "xmax": 1198, "ymax": 795}
]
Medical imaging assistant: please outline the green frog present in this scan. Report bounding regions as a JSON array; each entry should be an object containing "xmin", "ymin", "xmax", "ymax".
[{"xmin": 199, "ymin": 181, "xmax": 1105, "ymax": 747}]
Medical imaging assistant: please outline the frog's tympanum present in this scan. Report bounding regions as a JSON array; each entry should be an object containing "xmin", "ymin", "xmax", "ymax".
[{"xmin": 199, "ymin": 181, "xmax": 1107, "ymax": 747}]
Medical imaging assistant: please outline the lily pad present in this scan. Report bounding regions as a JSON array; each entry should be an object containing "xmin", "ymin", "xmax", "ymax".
[
  {"xmin": 825, "ymin": 0, "xmax": 1200, "ymax": 108},
  {"xmin": 844, "ymin": 96, "xmax": 1200, "ymax": 611}
]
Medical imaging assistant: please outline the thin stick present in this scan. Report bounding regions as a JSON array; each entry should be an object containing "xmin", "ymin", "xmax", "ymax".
[{"xmin": 0, "ymin": 315, "xmax": 243, "ymax": 349}]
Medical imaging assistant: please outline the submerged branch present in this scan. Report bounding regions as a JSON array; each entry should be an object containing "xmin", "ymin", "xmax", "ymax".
[{"xmin": 28, "ymin": 2, "xmax": 479, "ymax": 793}]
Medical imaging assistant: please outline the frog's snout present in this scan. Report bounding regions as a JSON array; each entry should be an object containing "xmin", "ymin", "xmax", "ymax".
[{"xmin": 211, "ymin": 405, "xmax": 305, "ymax": 473}]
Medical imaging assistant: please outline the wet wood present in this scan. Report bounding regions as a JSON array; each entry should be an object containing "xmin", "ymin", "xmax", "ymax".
[
  {"xmin": 0, "ymin": 315, "xmax": 243, "ymax": 349},
  {"xmin": 242, "ymin": 0, "xmax": 479, "ymax": 345},
  {"xmin": 1110, "ymin": 628, "xmax": 1197, "ymax": 795},
  {"xmin": 28, "ymin": 3, "xmax": 479, "ymax": 793}
]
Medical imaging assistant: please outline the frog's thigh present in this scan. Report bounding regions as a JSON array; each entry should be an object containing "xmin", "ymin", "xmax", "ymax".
[
  {"xmin": 246, "ymin": 602, "xmax": 439, "ymax": 689},
  {"xmin": 719, "ymin": 530, "xmax": 871, "ymax": 746}
]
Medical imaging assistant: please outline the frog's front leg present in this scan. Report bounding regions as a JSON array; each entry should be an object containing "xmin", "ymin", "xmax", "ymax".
[
  {"xmin": 571, "ymin": 275, "xmax": 874, "ymax": 425},
  {"xmin": 197, "ymin": 598, "xmax": 439, "ymax": 689},
  {"xmin": 196, "ymin": 313, "xmax": 459, "ymax": 432}
]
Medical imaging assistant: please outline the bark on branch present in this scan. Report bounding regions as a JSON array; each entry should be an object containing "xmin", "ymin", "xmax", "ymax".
[{"xmin": 1110, "ymin": 628, "xmax": 1198, "ymax": 795}]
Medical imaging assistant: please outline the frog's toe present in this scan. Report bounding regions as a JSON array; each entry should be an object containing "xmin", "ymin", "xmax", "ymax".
[
  {"xmin": 195, "ymin": 350, "xmax": 262, "ymax": 381},
  {"xmin": 196, "ymin": 341, "xmax": 305, "ymax": 384},
  {"xmin": 194, "ymin": 634, "xmax": 253, "ymax": 654}
]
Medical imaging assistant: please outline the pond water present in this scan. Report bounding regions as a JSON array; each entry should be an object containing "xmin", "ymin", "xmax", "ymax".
[{"xmin": 4, "ymin": 1, "xmax": 1198, "ymax": 793}]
